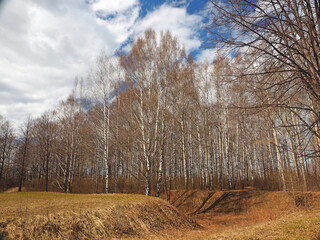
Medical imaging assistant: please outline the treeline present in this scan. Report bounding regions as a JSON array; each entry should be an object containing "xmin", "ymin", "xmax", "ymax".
[{"xmin": 1, "ymin": 0, "xmax": 320, "ymax": 196}]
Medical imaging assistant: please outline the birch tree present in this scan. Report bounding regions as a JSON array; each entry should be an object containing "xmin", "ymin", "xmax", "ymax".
[
  {"xmin": 88, "ymin": 53, "xmax": 118, "ymax": 194},
  {"xmin": 33, "ymin": 111, "xmax": 57, "ymax": 192},
  {"xmin": 18, "ymin": 118, "xmax": 32, "ymax": 192}
]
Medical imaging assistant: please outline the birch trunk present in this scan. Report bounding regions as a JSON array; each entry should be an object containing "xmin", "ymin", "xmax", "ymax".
[
  {"xmin": 291, "ymin": 111, "xmax": 308, "ymax": 191},
  {"xmin": 180, "ymin": 119, "xmax": 188, "ymax": 190},
  {"xmin": 272, "ymin": 123, "xmax": 287, "ymax": 191}
]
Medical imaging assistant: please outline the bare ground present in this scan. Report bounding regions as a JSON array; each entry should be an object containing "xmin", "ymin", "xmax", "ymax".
[{"xmin": 159, "ymin": 189, "xmax": 320, "ymax": 239}]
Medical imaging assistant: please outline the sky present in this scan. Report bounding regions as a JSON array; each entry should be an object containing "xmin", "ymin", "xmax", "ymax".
[{"xmin": 0, "ymin": 0, "xmax": 216, "ymax": 128}]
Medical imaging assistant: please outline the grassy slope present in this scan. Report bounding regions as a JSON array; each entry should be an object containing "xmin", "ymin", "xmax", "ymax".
[
  {"xmin": 0, "ymin": 192, "xmax": 197, "ymax": 239},
  {"xmin": 1, "ymin": 191, "xmax": 320, "ymax": 239}
]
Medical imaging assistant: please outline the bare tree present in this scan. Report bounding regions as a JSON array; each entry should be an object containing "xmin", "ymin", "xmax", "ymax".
[
  {"xmin": 18, "ymin": 118, "xmax": 32, "ymax": 192},
  {"xmin": 0, "ymin": 115, "xmax": 14, "ymax": 186},
  {"xmin": 87, "ymin": 53, "xmax": 119, "ymax": 194},
  {"xmin": 208, "ymin": 0, "xmax": 320, "ymax": 99},
  {"xmin": 33, "ymin": 111, "xmax": 57, "ymax": 192}
]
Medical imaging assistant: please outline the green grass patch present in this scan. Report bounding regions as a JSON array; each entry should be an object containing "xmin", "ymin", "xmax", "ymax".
[{"xmin": 284, "ymin": 219, "xmax": 306, "ymax": 230}]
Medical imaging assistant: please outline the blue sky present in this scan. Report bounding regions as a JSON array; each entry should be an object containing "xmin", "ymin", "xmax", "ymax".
[
  {"xmin": 139, "ymin": 0, "xmax": 208, "ymax": 18},
  {"xmin": 0, "ymin": 0, "xmax": 216, "ymax": 128}
]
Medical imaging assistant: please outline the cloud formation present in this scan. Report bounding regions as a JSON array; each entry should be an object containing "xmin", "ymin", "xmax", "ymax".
[
  {"xmin": 196, "ymin": 48, "xmax": 218, "ymax": 63},
  {"xmin": 132, "ymin": 3, "xmax": 202, "ymax": 52},
  {"xmin": 0, "ymin": 0, "xmax": 210, "ymax": 128},
  {"xmin": 91, "ymin": 0, "xmax": 139, "ymax": 16},
  {"xmin": 0, "ymin": 0, "xmax": 131, "ymax": 128}
]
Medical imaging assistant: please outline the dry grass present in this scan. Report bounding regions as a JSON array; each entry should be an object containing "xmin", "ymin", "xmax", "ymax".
[
  {"xmin": 153, "ymin": 210, "xmax": 320, "ymax": 240},
  {"xmin": 0, "ymin": 192, "xmax": 153, "ymax": 219},
  {"xmin": 0, "ymin": 192, "xmax": 197, "ymax": 239},
  {"xmin": 203, "ymin": 210, "xmax": 320, "ymax": 240},
  {"xmin": 3, "ymin": 187, "xmax": 26, "ymax": 193},
  {"xmin": 2, "ymin": 190, "xmax": 320, "ymax": 239}
]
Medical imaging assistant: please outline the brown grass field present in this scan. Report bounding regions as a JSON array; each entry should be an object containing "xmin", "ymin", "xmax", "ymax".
[
  {"xmin": 1, "ymin": 189, "xmax": 320, "ymax": 239},
  {"xmin": 0, "ymin": 191, "xmax": 197, "ymax": 239}
]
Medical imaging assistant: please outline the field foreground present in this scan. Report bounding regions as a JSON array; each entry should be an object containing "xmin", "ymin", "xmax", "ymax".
[
  {"xmin": 0, "ymin": 192, "xmax": 197, "ymax": 239},
  {"xmin": 1, "ymin": 190, "xmax": 320, "ymax": 239}
]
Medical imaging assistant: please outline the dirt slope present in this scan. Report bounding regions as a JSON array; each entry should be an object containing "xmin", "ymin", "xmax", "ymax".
[{"xmin": 164, "ymin": 190, "xmax": 320, "ymax": 239}]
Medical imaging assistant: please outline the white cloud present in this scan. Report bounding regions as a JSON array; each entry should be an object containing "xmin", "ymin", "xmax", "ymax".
[
  {"xmin": 95, "ymin": 3, "xmax": 140, "ymax": 46},
  {"xmin": 132, "ymin": 3, "xmax": 203, "ymax": 53},
  {"xmin": 0, "ymin": 0, "xmax": 207, "ymax": 129},
  {"xmin": 91, "ymin": 0, "xmax": 139, "ymax": 16},
  {"xmin": 196, "ymin": 48, "xmax": 218, "ymax": 63},
  {"xmin": 0, "ymin": 0, "xmax": 139, "ymax": 128}
]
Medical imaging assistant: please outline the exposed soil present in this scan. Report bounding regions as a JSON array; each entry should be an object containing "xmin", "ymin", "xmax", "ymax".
[{"xmin": 160, "ymin": 189, "xmax": 320, "ymax": 239}]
